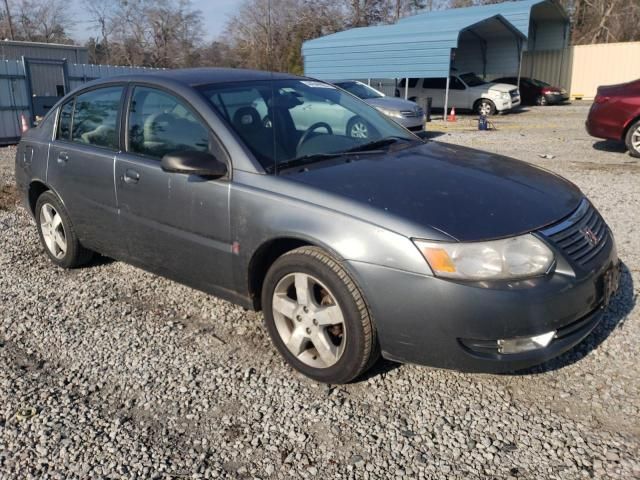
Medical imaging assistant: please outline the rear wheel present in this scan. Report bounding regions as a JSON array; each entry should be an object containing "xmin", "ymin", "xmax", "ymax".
[
  {"xmin": 35, "ymin": 191, "xmax": 93, "ymax": 268},
  {"xmin": 476, "ymin": 99, "xmax": 496, "ymax": 116},
  {"xmin": 262, "ymin": 246, "xmax": 379, "ymax": 383},
  {"xmin": 625, "ymin": 119, "xmax": 640, "ymax": 158}
]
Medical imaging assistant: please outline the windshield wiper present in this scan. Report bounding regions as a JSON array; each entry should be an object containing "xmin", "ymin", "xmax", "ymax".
[
  {"xmin": 268, "ymin": 151, "xmax": 381, "ymax": 173},
  {"xmin": 345, "ymin": 136, "xmax": 417, "ymax": 153}
]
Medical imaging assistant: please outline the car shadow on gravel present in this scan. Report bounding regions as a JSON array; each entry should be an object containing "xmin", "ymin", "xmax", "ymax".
[
  {"xmin": 512, "ymin": 261, "xmax": 636, "ymax": 375},
  {"xmin": 592, "ymin": 140, "xmax": 628, "ymax": 154}
]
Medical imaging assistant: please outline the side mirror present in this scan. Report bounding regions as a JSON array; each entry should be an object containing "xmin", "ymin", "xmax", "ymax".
[{"xmin": 161, "ymin": 150, "xmax": 227, "ymax": 179}]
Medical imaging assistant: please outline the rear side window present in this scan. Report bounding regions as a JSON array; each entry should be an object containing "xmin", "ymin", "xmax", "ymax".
[
  {"xmin": 398, "ymin": 78, "xmax": 419, "ymax": 88},
  {"xmin": 423, "ymin": 78, "xmax": 447, "ymax": 89},
  {"xmin": 57, "ymin": 100, "xmax": 74, "ymax": 140},
  {"xmin": 127, "ymin": 87, "xmax": 210, "ymax": 159},
  {"xmin": 70, "ymin": 86, "xmax": 123, "ymax": 149}
]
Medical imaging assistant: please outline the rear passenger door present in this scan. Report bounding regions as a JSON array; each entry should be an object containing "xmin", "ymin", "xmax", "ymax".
[
  {"xmin": 421, "ymin": 78, "xmax": 447, "ymax": 108},
  {"xmin": 47, "ymin": 85, "xmax": 126, "ymax": 258},
  {"xmin": 114, "ymin": 85, "xmax": 234, "ymax": 292}
]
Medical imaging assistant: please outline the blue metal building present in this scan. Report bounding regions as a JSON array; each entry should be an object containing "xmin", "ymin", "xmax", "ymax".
[{"xmin": 303, "ymin": 0, "xmax": 569, "ymax": 95}]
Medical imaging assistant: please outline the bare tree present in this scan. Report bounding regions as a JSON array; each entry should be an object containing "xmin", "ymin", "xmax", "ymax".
[
  {"xmin": 13, "ymin": 0, "xmax": 72, "ymax": 43},
  {"xmin": 2, "ymin": 0, "xmax": 15, "ymax": 39},
  {"xmin": 83, "ymin": 0, "xmax": 118, "ymax": 63}
]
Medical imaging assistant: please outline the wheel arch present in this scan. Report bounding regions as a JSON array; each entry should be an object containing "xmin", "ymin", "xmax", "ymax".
[
  {"xmin": 27, "ymin": 180, "xmax": 51, "ymax": 216},
  {"xmin": 247, "ymin": 235, "xmax": 346, "ymax": 311},
  {"xmin": 622, "ymin": 113, "xmax": 640, "ymax": 142}
]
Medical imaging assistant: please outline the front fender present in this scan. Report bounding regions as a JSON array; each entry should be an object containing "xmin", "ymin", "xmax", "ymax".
[{"xmin": 229, "ymin": 172, "xmax": 434, "ymax": 296}]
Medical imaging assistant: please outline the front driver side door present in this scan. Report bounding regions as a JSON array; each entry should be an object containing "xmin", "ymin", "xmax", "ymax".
[{"xmin": 115, "ymin": 85, "xmax": 234, "ymax": 293}]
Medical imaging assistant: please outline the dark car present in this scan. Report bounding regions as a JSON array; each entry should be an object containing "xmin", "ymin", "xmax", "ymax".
[
  {"xmin": 586, "ymin": 79, "xmax": 640, "ymax": 157},
  {"xmin": 15, "ymin": 68, "xmax": 620, "ymax": 384},
  {"xmin": 494, "ymin": 77, "xmax": 569, "ymax": 106}
]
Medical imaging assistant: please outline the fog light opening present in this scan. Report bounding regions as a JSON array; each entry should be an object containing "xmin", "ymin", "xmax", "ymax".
[{"xmin": 497, "ymin": 330, "xmax": 556, "ymax": 354}]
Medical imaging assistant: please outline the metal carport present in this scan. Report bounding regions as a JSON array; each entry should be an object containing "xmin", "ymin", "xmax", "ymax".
[{"xmin": 302, "ymin": 0, "xmax": 568, "ymax": 118}]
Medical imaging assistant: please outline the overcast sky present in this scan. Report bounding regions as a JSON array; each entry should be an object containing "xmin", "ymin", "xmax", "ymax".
[{"xmin": 68, "ymin": 0, "xmax": 239, "ymax": 43}]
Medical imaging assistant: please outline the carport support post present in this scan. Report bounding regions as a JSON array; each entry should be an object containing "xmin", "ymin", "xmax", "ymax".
[
  {"xmin": 443, "ymin": 75, "xmax": 450, "ymax": 122},
  {"xmin": 516, "ymin": 38, "xmax": 523, "ymax": 89},
  {"xmin": 404, "ymin": 78, "xmax": 408, "ymax": 100}
]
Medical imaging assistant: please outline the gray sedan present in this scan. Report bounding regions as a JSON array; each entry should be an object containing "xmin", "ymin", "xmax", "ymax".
[
  {"xmin": 333, "ymin": 80, "xmax": 426, "ymax": 134},
  {"xmin": 15, "ymin": 68, "xmax": 619, "ymax": 384}
]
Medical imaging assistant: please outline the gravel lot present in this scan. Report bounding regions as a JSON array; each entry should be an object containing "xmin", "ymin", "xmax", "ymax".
[{"xmin": 1, "ymin": 103, "xmax": 638, "ymax": 479}]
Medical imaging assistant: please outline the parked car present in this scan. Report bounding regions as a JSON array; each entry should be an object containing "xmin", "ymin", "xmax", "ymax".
[
  {"xmin": 332, "ymin": 80, "xmax": 425, "ymax": 134},
  {"xmin": 16, "ymin": 68, "xmax": 620, "ymax": 384},
  {"xmin": 492, "ymin": 77, "xmax": 569, "ymax": 106},
  {"xmin": 586, "ymin": 79, "xmax": 640, "ymax": 157},
  {"xmin": 396, "ymin": 72, "xmax": 520, "ymax": 115}
]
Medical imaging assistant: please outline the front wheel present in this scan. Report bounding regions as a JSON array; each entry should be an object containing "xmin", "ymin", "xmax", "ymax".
[
  {"xmin": 261, "ymin": 246, "xmax": 379, "ymax": 383},
  {"xmin": 476, "ymin": 99, "xmax": 496, "ymax": 116},
  {"xmin": 536, "ymin": 95, "xmax": 547, "ymax": 106},
  {"xmin": 346, "ymin": 116, "xmax": 370, "ymax": 139},
  {"xmin": 625, "ymin": 119, "xmax": 640, "ymax": 158}
]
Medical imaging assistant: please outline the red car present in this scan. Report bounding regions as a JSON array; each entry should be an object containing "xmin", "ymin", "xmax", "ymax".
[{"xmin": 586, "ymin": 79, "xmax": 640, "ymax": 157}]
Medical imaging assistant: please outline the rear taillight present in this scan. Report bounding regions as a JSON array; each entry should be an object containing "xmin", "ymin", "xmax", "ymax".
[{"xmin": 594, "ymin": 95, "xmax": 610, "ymax": 104}]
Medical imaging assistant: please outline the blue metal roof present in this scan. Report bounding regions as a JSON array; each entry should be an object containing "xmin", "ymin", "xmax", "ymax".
[
  {"xmin": 399, "ymin": 0, "xmax": 567, "ymax": 36},
  {"xmin": 303, "ymin": 0, "xmax": 566, "ymax": 80}
]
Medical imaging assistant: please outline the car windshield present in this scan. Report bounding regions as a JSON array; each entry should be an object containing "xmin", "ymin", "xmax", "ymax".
[
  {"xmin": 334, "ymin": 81, "xmax": 384, "ymax": 100},
  {"xmin": 198, "ymin": 79, "xmax": 416, "ymax": 172},
  {"xmin": 460, "ymin": 73, "xmax": 486, "ymax": 87}
]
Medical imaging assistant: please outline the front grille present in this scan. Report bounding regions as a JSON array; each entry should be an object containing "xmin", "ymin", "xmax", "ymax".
[
  {"xmin": 400, "ymin": 107, "xmax": 423, "ymax": 118},
  {"xmin": 539, "ymin": 200, "xmax": 609, "ymax": 266},
  {"xmin": 509, "ymin": 89, "xmax": 519, "ymax": 99}
]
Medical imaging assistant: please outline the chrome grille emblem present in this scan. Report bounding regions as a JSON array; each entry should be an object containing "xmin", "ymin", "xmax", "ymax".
[{"xmin": 581, "ymin": 227, "xmax": 598, "ymax": 246}]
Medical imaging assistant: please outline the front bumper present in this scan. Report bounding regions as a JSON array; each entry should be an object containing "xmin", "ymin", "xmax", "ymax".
[
  {"xmin": 396, "ymin": 115, "xmax": 425, "ymax": 131},
  {"xmin": 545, "ymin": 92, "xmax": 570, "ymax": 104},
  {"xmin": 346, "ymin": 230, "xmax": 619, "ymax": 373},
  {"xmin": 495, "ymin": 96, "xmax": 521, "ymax": 112}
]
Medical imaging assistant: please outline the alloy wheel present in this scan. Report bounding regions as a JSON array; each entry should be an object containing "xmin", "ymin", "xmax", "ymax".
[
  {"xmin": 350, "ymin": 122, "xmax": 369, "ymax": 138},
  {"xmin": 271, "ymin": 272, "xmax": 346, "ymax": 368},
  {"xmin": 632, "ymin": 126, "xmax": 640, "ymax": 152},
  {"xmin": 479, "ymin": 102, "xmax": 491, "ymax": 116},
  {"xmin": 39, "ymin": 203, "xmax": 67, "ymax": 259}
]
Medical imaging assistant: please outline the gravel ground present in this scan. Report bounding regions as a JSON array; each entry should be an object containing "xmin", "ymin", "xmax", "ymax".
[{"xmin": 0, "ymin": 103, "xmax": 638, "ymax": 479}]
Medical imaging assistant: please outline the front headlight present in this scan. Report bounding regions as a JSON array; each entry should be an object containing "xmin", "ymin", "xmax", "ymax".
[
  {"xmin": 413, "ymin": 234, "xmax": 554, "ymax": 280},
  {"xmin": 501, "ymin": 92, "xmax": 510, "ymax": 100},
  {"xmin": 376, "ymin": 107, "xmax": 403, "ymax": 119}
]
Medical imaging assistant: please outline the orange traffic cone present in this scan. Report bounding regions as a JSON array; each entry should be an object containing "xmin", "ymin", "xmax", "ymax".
[
  {"xmin": 20, "ymin": 113, "xmax": 29, "ymax": 133},
  {"xmin": 447, "ymin": 107, "xmax": 457, "ymax": 122}
]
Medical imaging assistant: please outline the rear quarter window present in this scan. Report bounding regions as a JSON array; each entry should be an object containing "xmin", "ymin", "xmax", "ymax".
[{"xmin": 70, "ymin": 86, "xmax": 124, "ymax": 150}]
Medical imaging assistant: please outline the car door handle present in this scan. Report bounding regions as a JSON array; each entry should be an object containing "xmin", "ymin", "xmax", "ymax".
[
  {"xmin": 57, "ymin": 152, "xmax": 69, "ymax": 164},
  {"xmin": 123, "ymin": 169, "xmax": 140, "ymax": 184}
]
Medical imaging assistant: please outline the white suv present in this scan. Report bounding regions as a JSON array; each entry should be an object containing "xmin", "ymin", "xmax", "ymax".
[{"xmin": 398, "ymin": 73, "xmax": 520, "ymax": 115}]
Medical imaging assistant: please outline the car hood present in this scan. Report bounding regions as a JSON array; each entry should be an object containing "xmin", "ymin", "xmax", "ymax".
[
  {"xmin": 486, "ymin": 82, "xmax": 518, "ymax": 93},
  {"xmin": 364, "ymin": 97, "xmax": 420, "ymax": 111},
  {"xmin": 284, "ymin": 142, "xmax": 582, "ymax": 241}
]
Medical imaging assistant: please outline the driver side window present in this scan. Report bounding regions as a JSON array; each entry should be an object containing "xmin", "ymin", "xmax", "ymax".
[{"xmin": 127, "ymin": 87, "xmax": 210, "ymax": 159}]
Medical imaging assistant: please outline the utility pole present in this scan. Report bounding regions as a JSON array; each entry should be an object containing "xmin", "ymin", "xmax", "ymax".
[{"xmin": 3, "ymin": 0, "xmax": 15, "ymax": 40}]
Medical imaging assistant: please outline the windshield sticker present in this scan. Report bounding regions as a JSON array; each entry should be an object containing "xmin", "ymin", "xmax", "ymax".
[{"xmin": 301, "ymin": 81, "xmax": 335, "ymax": 89}]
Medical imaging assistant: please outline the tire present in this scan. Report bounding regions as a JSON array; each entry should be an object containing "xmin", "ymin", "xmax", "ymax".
[
  {"xmin": 536, "ymin": 95, "xmax": 547, "ymax": 106},
  {"xmin": 476, "ymin": 99, "xmax": 496, "ymax": 116},
  {"xmin": 346, "ymin": 116, "xmax": 370, "ymax": 139},
  {"xmin": 35, "ymin": 191, "xmax": 94, "ymax": 268},
  {"xmin": 261, "ymin": 246, "xmax": 379, "ymax": 383},
  {"xmin": 625, "ymin": 119, "xmax": 640, "ymax": 158}
]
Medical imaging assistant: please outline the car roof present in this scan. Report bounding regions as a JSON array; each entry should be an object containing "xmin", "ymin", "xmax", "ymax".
[{"xmin": 85, "ymin": 67, "xmax": 301, "ymax": 88}]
